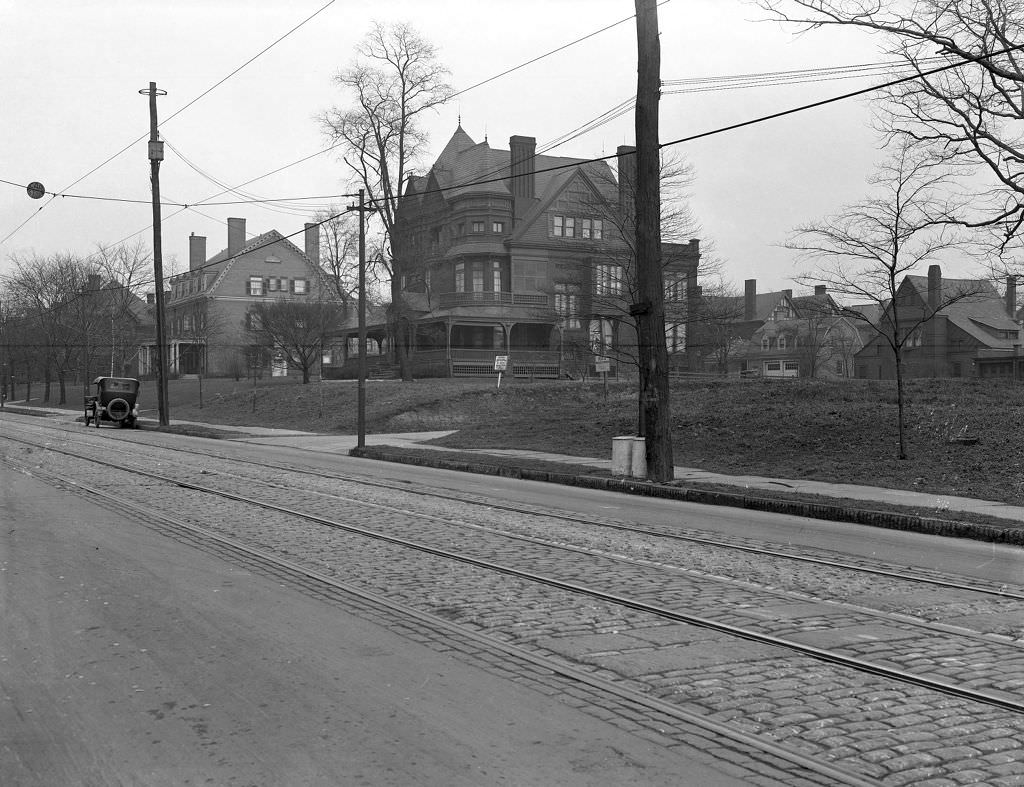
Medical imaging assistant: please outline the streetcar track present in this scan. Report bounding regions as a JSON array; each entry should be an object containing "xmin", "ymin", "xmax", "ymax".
[
  {"xmin": 4, "ymin": 425, "xmax": 1024, "ymax": 715},
  {"xmin": 11, "ymin": 458, "xmax": 873, "ymax": 787},
  {"xmin": 4, "ymin": 416, "xmax": 1021, "ymax": 601},
  {"xmin": 7, "ymin": 421, "xmax": 1024, "ymax": 784}
]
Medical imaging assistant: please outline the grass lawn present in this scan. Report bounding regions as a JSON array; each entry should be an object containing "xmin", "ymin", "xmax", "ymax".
[{"xmin": 12, "ymin": 373, "xmax": 1024, "ymax": 506}]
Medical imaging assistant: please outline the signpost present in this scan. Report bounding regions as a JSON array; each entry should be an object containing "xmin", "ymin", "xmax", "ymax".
[
  {"xmin": 494, "ymin": 355, "xmax": 508, "ymax": 389},
  {"xmin": 595, "ymin": 357, "xmax": 610, "ymax": 399}
]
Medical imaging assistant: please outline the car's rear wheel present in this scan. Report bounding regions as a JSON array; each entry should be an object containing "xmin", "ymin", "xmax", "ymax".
[{"xmin": 107, "ymin": 398, "xmax": 130, "ymax": 422}]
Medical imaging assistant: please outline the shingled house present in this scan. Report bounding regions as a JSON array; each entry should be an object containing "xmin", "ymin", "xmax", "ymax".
[
  {"xmin": 855, "ymin": 266, "xmax": 1021, "ymax": 379},
  {"xmin": 164, "ymin": 218, "xmax": 340, "ymax": 378},
  {"xmin": 337, "ymin": 127, "xmax": 700, "ymax": 378}
]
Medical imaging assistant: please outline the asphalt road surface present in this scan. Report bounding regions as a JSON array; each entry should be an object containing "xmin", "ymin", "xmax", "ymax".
[{"xmin": 0, "ymin": 468, "xmax": 749, "ymax": 786}]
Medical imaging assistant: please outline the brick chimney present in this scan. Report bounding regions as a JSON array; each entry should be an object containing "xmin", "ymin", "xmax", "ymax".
[
  {"xmin": 509, "ymin": 135, "xmax": 536, "ymax": 201},
  {"xmin": 189, "ymin": 232, "xmax": 207, "ymax": 271},
  {"xmin": 782, "ymin": 288, "xmax": 793, "ymax": 300},
  {"xmin": 304, "ymin": 222, "xmax": 320, "ymax": 265},
  {"xmin": 927, "ymin": 264, "xmax": 942, "ymax": 312},
  {"xmin": 814, "ymin": 284, "xmax": 826, "ymax": 296},
  {"xmin": 616, "ymin": 145, "xmax": 637, "ymax": 211},
  {"xmin": 744, "ymin": 279, "xmax": 756, "ymax": 321},
  {"xmin": 1007, "ymin": 275, "xmax": 1017, "ymax": 318},
  {"xmin": 227, "ymin": 217, "xmax": 246, "ymax": 256}
]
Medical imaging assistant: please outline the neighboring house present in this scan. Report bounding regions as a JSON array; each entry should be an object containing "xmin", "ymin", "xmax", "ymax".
[
  {"xmin": 163, "ymin": 218, "xmax": 340, "ymax": 378},
  {"xmin": 80, "ymin": 274, "xmax": 155, "ymax": 379},
  {"xmin": 337, "ymin": 127, "xmax": 701, "ymax": 378},
  {"xmin": 854, "ymin": 266, "xmax": 1021, "ymax": 379},
  {"xmin": 691, "ymin": 280, "xmax": 862, "ymax": 377}
]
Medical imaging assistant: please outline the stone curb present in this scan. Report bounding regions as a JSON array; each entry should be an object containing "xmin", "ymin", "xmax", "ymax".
[{"xmin": 349, "ymin": 446, "xmax": 1024, "ymax": 546}]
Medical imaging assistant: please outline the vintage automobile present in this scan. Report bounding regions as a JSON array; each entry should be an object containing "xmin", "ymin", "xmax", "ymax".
[{"xmin": 84, "ymin": 376, "xmax": 140, "ymax": 428}]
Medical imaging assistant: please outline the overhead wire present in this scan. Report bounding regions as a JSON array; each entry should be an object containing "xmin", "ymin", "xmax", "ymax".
[
  {"xmin": 2, "ymin": 44, "xmax": 1012, "ymax": 326},
  {"xmin": 0, "ymin": 0, "xmax": 339, "ymax": 247}
]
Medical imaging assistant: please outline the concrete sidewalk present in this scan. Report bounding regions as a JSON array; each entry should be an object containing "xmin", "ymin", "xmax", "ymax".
[{"xmin": 7, "ymin": 404, "xmax": 1024, "ymax": 526}]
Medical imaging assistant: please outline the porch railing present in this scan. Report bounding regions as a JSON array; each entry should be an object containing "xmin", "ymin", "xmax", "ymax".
[{"xmin": 437, "ymin": 291, "xmax": 550, "ymax": 308}]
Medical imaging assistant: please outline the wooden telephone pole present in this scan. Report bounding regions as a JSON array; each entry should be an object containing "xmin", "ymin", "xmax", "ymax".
[
  {"xmin": 141, "ymin": 81, "xmax": 170, "ymax": 426},
  {"xmin": 633, "ymin": 0, "xmax": 674, "ymax": 481}
]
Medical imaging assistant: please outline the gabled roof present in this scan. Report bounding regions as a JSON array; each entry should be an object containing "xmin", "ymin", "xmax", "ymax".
[
  {"xmin": 205, "ymin": 228, "xmax": 334, "ymax": 295},
  {"xmin": 417, "ymin": 126, "xmax": 617, "ymax": 211}
]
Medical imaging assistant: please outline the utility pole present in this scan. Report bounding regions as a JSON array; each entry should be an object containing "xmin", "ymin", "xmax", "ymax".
[
  {"xmin": 345, "ymin": 190, "xmax": 371, "ymax": 449},
  {"xmin": 141, "ymin": 81, "xmax": 170, "ymax": 426},
  {"xmin": 633, "ymin": 0, "xmax": 674, "ymax": 481}
]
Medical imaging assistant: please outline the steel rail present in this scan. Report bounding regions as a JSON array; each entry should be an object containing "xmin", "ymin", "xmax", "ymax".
[
  {"xmin": 11, "ymin": 455, "xmax": 878, "ymax": 787},
  {"xmin": 3, "ymin": 417, "xmax": 1021, "ymax": 601},
  {"xmin": 4, "ymin": 427, "xmax": 1023, "ymax": 715}
]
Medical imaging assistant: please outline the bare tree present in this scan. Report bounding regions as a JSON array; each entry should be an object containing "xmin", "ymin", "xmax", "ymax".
[
  {"xmin": 576, "ymin": 151, "xmax": 703, "ymax": 381},
  {"xmin": 788, "ymin": 143, "xmax": 984, "ymax": 458},
  {"xmin": 4, "ymin": 252, "xmax": 107, "ymax": 404},
  {"xmin": 92, "ymin": 239, "xmax": 152, "ymax": 376},
  {"xmin": 756, "ymin": 0, "xmax": 1024, "ymax": 261},
  {"xmin": 312, "ymin": 206, "xmax": 359, "ymax": 303},
  {"xmin": 683, "ymin": 277, "xmax": 749, "ymax": 376},
  {"xmin": 251, "ymin": 298, "xmax": 343, "ymax": 384},
  {"xmin": 318, "ymin": 22, "xmax": 452, "ymax": 379}
]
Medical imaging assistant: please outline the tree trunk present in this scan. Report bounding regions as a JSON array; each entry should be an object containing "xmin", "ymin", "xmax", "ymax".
[{"xmin": 895, "ymin": 350, "xmax": 907, "ymax": 460}]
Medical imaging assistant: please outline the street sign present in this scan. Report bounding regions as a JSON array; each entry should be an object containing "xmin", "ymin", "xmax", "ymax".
[
  {"xmin": 595, "ymin": 358, "xmax": 610, "ymax": 373},
  {"xmin": 494, "ymin": 355, "xmax": 508, "ymax": 371},
  {"xmin": 26, "ymin": 182, "xmax": 45, "ymax": 199}
]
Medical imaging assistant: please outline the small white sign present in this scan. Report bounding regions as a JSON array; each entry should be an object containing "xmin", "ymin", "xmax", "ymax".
[
  {"xmin": 595, "ymin": 358, "xmax": 610, "ymax": 373},
  {"xmin": 494, "ymin": 355, "xmax": 508, "ymax": 371}
]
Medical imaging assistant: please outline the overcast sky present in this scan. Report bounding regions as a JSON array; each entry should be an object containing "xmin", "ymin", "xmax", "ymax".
[{"xmin": 1, "ymin": 0, "xmax": 917, "ymax": 296}]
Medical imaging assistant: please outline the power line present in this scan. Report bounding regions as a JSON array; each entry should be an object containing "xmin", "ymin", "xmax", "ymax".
[
  {"xmin": 0, "ymin": 0, "xmax": 339, "ymax": 247},
  {"xmin": 449, "ymin": 0, "xmax": 672, "ymax": 99},
  {"xmin": 3, "ymin": 44, "xmax": 1013, "ymax": 323}
]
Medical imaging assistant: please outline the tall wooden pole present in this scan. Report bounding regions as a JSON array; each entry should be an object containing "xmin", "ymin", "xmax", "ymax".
[
  {"xmin": 357, "ymin": 189, "xmax": 367, "ymax": 448},
  {"xmin": 634, "ymin": 0, "xmax": 673, "ymax": 481},
  {"xmin": 143, "ymin": 81, "xmax": 170, "ymax": 426}
]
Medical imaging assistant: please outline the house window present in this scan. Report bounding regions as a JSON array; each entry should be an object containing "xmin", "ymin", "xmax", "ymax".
[
  {"xmin": 492, "ymin": 260, "xmax": 502, "ymax": 292},
  {"xmin": 472, "ymin": 264, "xmax": 484, "ymax": 292},
  {"xmin": 293, "ymin": 279, "xmax": 308, "ymax": 295},
  {"xmin": 553, "ymin": 215, "xmax": 575, "ymax": 238},
  {"xmin": 555, "ymin": 282, "xmax": 581, "ymax": 329},
  {"xmin": 265, "ymin": 255, "xmax": 281, "ymax": 264},
  {"xmin": 666, "ymin": 322, "xmax": 686, "ymax": 352},
  {"xmin": 665, "ymin": 273, "xmax": 686, "ymax": 301},
  {"xmin": 592, "ymin": 219, "xmax": 602, "ymax": 240},
  {"xmin": 247, "ymin": 276, "xmax": 264, "ymax": 296},
  {"xmin": 761, "ymin": 337, "xmax": 770, "ymax": 350},
  {"xmin": 492, "ymin": 221, "xmax": 505, "ymax": 233},
  {"xmin": 582, "ymin": 218, "xmax": 592, "ymax": 239},
  {"xmin": 595, "ymin": 264, "xmax": 622, "ymax": 296},
  {"xmin": 589, "ymin": 318, "xmax": 614, "ymax": 355},
  {"xmin": 778, "ymin": 335, "xmax": 787, "ymax": 349},
  {"xmin": 471, "ymin": 221, "xmax": 485, "ymax": 233},
  {"xmin": 455, "ymin": 262, "xmax": 465, "ymax": 293}
]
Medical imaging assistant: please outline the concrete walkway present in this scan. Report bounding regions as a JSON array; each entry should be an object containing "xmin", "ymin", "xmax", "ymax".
[{"xmin": 7, "ymin": 404, "xmax": 1024, "ymax": 525}]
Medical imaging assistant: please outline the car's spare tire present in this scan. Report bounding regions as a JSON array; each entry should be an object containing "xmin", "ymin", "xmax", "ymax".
[{"xmin": 107, "ymin": 397, "xmax": 130, "ymax": 421}]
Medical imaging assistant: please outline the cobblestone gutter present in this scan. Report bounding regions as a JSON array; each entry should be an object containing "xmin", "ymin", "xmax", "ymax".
[{"xmin": 350, "ymin": 446, "xmax": 1024, "ymax": 547}]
